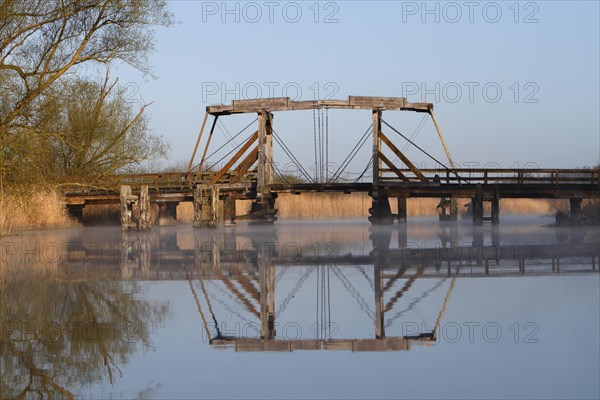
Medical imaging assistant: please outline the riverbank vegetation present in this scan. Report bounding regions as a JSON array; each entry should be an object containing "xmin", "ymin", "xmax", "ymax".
[{"xmin": 0, "ymin": 0, "xmax": 173, "ymax": 235}]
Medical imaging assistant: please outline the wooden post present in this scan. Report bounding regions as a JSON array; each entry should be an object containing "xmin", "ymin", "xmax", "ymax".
[
  {"xmin": 138, "ymin": 185, "xmax": 151, "ymax": 230},
  {"xmin": 256, "ymin": 110, "xmax": 273, "ymax": 200},
  {"xmin": 491, "ymin": 196, "xmax": 500, "ymax": 225},
  {"xmin": 252, "ymin": 110, "xmax": 277, "ymax": 223},
  {"xmin": 372, "ymin": 109, "xmax": 382, "ymax": 188},
  {"xmin": 193, "ymin": 186, "xmax": 217, "ymax": 228},
  {"xmin": 569, "ymin": 197, "xmax": 582, "ymax": 220},
  {"xmin": 397, "ymin": 196, "xmax": 407, "ymax": 223},
  {"xmin": 472, "ymin": 186, "xmax": 483, "ymax": 226},
  {"xmin": 120, "ymin": 185, "xmax": 132, "ymax": 231},
  {"xmin": 369, "ymin": 109, "xmax": 393, "ymax": 224},
  {"xmin": 210, "ymin": 185, "xmax": 220, "ymax": 227},
  {"xmin": 223, "ymin": 196, "xmax": 236, "ymax": 226}
]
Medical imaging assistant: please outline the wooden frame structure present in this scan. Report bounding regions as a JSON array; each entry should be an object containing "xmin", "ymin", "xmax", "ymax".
[
  {"xmin": 60, "ymin": 96, "xmax": 600, "ymax": 229},
  {"xmin": 186, "ymin": 96, "xmax": 444, "ymax": 225}
]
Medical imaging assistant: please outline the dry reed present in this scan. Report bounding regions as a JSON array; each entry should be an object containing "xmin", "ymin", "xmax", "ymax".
[
  {"xmin": 0, "ymin": 190, "xmax": 73, "ymax": 233},
  {"xmin": 175, "ymin": 193, "xmax": 565, "ymax": 221},
  {"xmin": 0, "ymin": 189, "xmax": 574, "ymax": 232}
]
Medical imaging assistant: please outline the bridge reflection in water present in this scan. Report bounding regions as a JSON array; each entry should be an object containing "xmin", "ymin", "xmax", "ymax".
[{"xmin": 65, "ymin": 221, "xmax": 599, "ymax": 352}]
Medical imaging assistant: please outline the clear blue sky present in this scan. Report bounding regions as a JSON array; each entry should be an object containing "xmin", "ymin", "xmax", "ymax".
[{"xmin": 116, "ymin": 1, "xmax": 599, "ymax": 173}]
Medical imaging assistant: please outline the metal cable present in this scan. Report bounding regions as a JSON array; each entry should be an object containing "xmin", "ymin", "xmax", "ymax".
[
  {"xmin": 331, "ymin": 125, "xmax": 373, "ymax": 182},
  {"xmin": 313, "ymin": 108, "xmax": 318, "ymax": 182},
  {"xmin": 272, "ymin": 129, "xmax": 314, "ymax": 183},
  {"xmin": 381, "ymin": 119, "xmax": 452, "ymax": 172},
  {"xmin": 193, "ymin": 118, "xmax": 257, "ymax": 170},
  {"xmin": 205, "ymin": 130, "xmax": 256, "ymax": 170}
]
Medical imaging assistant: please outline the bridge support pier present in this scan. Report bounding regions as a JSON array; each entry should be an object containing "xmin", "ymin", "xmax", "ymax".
[
  {"xmin": 120, "ymin": 185, "xmax": 151, "ymax": 231},
  {"xmin": 397, "ymin": 196, "xmax": 407, "ymax": 223},
  {"xmin": 491, "ymin": 196, "xmax": 500, "ymax": 225},
  {"xmin": 437, "ymin": 198, "xmax": 458, "ymax": 221},
  {"xmin": 369, "ymin": 194, "xmax": 393, "ymax": 224},
  {"xmin": 249, "ymin": 196, "xmax": 278, "ymax": 224},
  {"xmin": 369, "ymin": 108, "xmax": 393, "ymax": 225},
  {"xmin": 223, "ymin": 196, "xmax": 236, "ymax": 226},
  {"xmin": 472, "ymin": 187, "xmax": 484, "ymax": 225},
  {"xmin": 193, "ymin": 186, "xmax": 220, "ymax": 228},
  {"xmin": 67, "ymin": 204, "xmax": 85, "ymax": 224},
  {"xmin": 250, "ymin": 110, "xmax": 278, "ymax": 224},
  {"xmin": 157, "ymin": 201, "xmax": 178, "ymax": 225},
  {"xmin": 471, "ymin": 188, "xmax": 500, "ymax": 225},
  {"xmin": 569, "ymin": 196, "xmax": 582, "ymax": 220}
]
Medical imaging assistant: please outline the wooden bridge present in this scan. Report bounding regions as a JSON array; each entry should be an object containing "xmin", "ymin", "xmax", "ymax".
[{"xmin": 61, "ymin": 96, "xmax": 600, "ymax": 229}]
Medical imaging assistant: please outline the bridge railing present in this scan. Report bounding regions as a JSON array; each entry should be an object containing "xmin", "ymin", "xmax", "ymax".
[
  {"xmin": 61, "ymin": 170, "xmax": 258, "ymax": 194},
  {"xmin": 380, "ymin": 168, "xmax": 600, "ymax": 185}
]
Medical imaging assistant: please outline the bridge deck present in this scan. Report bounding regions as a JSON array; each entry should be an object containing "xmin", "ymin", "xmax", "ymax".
[{"xmin": 62, "ymin": 168, "xmax": 600, "ymax": 206}]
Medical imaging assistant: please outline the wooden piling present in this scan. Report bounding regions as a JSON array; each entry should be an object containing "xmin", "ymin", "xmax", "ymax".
[
  {"xmin": 569, "ymin": 197, "xmax": 582, "ymax": 220},
  {"xmin": 193, "ymin": 186, "xmax": 218, "ymax": 228},
  {"xmin": 193, "ymin": 186, "xmax": 208, "ymax": 228},
  {"xmin": 491, "ymin": 196, "xmax": 500, "ymax": 225},
  {"xmin": 223, "ymin": 196, "xmax": 236, "ymax": 226},
  {"xmin": 210, "ymin": 185, "xmax": 220, "ymax": 227},
  {"xmin": 397, "ymin": 196, "xmax": 407, "ymax": 223},
  {"xmin": 120, "ymin": 185, "xmax": 133, "ymax": 231},
  {"xmin": 138, "ymin": 185, "xmax": 151, "ymax": 230},
  {"xmin": 472, "ymin": 186, "xmax": 483, "ymax": 226}
]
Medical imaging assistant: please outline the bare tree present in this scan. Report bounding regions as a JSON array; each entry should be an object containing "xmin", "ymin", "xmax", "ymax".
[
  {"xmin": 26, "ymin": 71, "xmax": 170, "ymax": 181},
  {"xmin": 0, "ymin": 0, "xmax": 173, "ymax": 187},
  {"xmin": 0, "ymin": 0, "xmax": 172, "ymax": 133}
]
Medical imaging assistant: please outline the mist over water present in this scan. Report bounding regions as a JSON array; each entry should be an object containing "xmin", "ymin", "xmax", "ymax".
[{"xmin": 1, "ymin": 216, "xmax": 598, "ymax": 399}]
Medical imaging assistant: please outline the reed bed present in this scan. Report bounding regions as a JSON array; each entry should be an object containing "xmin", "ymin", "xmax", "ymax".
[
  {"xmin": 175, "ymin": 193, "xmax": 565, "ymax": 222},
  {"xmin": 0, "ymin": 191, "xmax": 72, "ymax": 234},
  {"xmin": 0, "ymin": 190, "xmax": 576, "ymax": 232}
]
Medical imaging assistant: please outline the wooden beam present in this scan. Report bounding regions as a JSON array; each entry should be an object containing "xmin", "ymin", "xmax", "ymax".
[
  {"xmin": 207, "ymin": 96, "xmax": 433, "ymax": 115},
  {"xmin": 378, "ymin": 151, "xmax": 409, "ymax": 182},
  {"xmin": 233, "ymin": 97, "xmax": 288, "ymax": 110},
  {"xmin": 378, "ymin": 131, "xmax": 427, "ymax": 182},
  {"xmin": 209, "ymin": 131, "xmax": 258, "ymax": 185},
  {"xmin": 349, "ymin": 96, "xmax": 405, "ymax": 109},
  {"xmin": 230, "ymin": 146, "xmax": 259, "ymax": 184},
  {"xmin": 372, "ymin": 109, "xmax": 382, "ymax": 187},
  {"xmin": 256, "ymin": 111, "xmax": 273, "ymax": 198},
  {"xmin": 186, "ymin": 112, "xmax": 209, "ymax": 174},
  {"xmin": 195, "ymin": 115, "xmax": 219, "ymax": 182}
]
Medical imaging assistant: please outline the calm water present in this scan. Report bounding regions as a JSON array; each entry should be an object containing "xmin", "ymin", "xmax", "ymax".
[{"xmin": 1, "ymin": 216, "xmax": 599, "ymax": 399}]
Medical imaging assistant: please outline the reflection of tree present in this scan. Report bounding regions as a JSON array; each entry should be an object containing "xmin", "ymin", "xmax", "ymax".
[{"xmin": 0, "ymin": 267, "xmax": 169, "ymax": 398}]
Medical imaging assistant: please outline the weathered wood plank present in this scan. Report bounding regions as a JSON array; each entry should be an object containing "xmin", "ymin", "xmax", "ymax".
[
  {"xmin": 209, "ymin": 131, "xmax": 258, "ymax": 184},
  {"xmin": 379, "ymin": 131, "xmax": 427, "ymax": 182},
  {"xmin": 233, "ymin": 97, "xmax": 289, "ymax": 110},
  {"xmin": 207, "ymin": 96, "xmax": 433, "ymax": 115},
  {"xmin": 350, "ymin": 96, "xmax": 405, "ymax": 109},
  {"xmin": 378, "ymin": 151, "xmax": 409, "ymax": 182}
]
